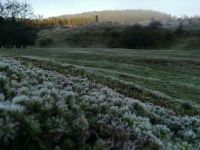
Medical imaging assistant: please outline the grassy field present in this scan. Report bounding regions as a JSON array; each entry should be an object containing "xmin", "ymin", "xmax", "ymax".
[{"xmin": 0, "ymin": 48, "xmax": 200, "ymax": 115}]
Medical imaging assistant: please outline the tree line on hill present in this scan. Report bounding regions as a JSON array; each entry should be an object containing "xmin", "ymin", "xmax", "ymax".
[
  {"xmin": 37, "ymin": 19, "xmax": 184, "ymax": 49},
  {"xmin": 108, "ymin": 20, "xmax": 184, "ymax": 49},
  {"xmin": 0, "ymin": 0, "xmax": 37, "ymax": 49},
  {"xmin": 117, "ymin": 24, "xmax": 173, "ymax": 49},
  {"xmin": 34, "ymin": 16, "xmax": 96, "ymax": 27},
  {"xmin": 32, "ymin": 10, "xmax": 171, "ymax": 27}
]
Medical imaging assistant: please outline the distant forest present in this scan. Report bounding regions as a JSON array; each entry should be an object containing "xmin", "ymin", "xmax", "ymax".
[{"xmin": 35, "ymin": 10, "xmax": 172, "ymax": 27}]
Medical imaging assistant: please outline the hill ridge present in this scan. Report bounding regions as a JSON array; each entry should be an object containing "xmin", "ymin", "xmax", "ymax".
[{"xmin": 48, "ymin": 9, "xmax": 172, "ymax": 24}]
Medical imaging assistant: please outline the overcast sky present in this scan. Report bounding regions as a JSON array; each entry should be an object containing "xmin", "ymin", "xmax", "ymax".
[{"xmin": 25, "ymin": 0, "xmax": 200, "ymax": 17}]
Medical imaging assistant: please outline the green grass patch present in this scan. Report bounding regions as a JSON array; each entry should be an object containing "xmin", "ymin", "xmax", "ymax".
[{"xmin": 0, "ymin": 48, "xmax": 199, "ymax": 115}]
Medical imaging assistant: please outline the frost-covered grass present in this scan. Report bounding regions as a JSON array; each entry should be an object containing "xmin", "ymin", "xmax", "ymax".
[
  {"xmin": 0, "ymin": 56, "xmax": 200, "ymax": 149},
  {"xmin": 0, "ymin": 48, "xmax": 199, "ymax": 104},
  {"xmin": 14, "ymin": 56, "xmax": 200, "ymax": 116}
]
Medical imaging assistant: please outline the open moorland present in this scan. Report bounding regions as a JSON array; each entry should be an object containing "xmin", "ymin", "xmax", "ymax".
[
  {"xmin": 0, "ymin": 47, "xmax": 200, "ymax": 149},
  {"xmin": 0, "ymin": 0, "xmax": 200, "ymax": 149},
  {"xmin": 1, "ymin": 48, "xmax": 200, "ymax": 115}
]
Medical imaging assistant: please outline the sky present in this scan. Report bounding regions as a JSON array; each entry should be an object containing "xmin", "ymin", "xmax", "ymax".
[{"xmin": 25, "ymin": 0, "xmax": 200, "ymax": 18}]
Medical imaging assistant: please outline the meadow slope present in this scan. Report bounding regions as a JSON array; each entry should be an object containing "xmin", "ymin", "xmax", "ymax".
[
  {"xmin": 0, "ymin": 48, "xmax": 200, "ymax": 115},
  {"xmin": 35, "ymin": 24, "xmax": 200, "ymax": 49}
]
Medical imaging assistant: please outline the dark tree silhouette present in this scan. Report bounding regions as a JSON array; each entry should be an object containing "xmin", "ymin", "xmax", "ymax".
[
  {"xmin": 149, "ymin": 18, "xmax": 163, "ymax": 28},
  {"xmin": 0, "ymin": 0, "xmax": 36, "ymax": 49},
  {"xmin": 175, "ymin": 22, "xmax": 184, "ymax": 35},
  {"xmin": 119, "ymin": 25, "xmax": 173, "ymax": 49},
  {"xmin": 95, "ymin": 15, "xmax": 98, "ymax": 23}
]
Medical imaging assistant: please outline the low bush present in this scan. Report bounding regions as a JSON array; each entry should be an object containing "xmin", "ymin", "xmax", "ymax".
[
  {"xmin": 38, "ymin": 38, "xmax": 54, "ymax": 47},
  {"xmin": 118, "ymin": 25, "xmax": 173, "ymax": 49},
  {"xmin": 0, "ymin": 56, "xmax": 199, "ymax": 149}
]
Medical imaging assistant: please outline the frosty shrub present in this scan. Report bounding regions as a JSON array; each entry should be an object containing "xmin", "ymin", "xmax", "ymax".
[{"xmin": 0, "ymin": 56, "xmax": 199, "ymax": 149}]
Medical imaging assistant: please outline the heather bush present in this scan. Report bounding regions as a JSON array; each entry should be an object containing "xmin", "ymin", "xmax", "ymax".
[{"xmin": 0, "ymin": 56, "xmax": 199, "ymax": 149}]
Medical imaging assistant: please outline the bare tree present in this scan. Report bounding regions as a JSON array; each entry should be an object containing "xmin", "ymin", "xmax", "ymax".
[
  {"xmin": 18, "ymin": 1, "xmax": 34, "ymax": 19},
  {"xmin": 0, "ymin": 0, "xmax": 6, "ymax": 16},
  {"xmin": 1, "ymin": 0, "xmax": 34, "ymax": 19}
]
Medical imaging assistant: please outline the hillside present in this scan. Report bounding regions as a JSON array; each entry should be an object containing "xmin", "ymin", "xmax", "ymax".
[
  {"xmin": 36, "ymin": 23, "xmax": 126, "ymax": 48},
  {"xmin": 46, "ymin": 10, "xmax": 172, "ymax": 26},
  {"xmin": 63, "ymin": 10, "xmax": 171, "ymax": 23},
  {"xmin": 35, "ymin": 23, "xmax": 200, "ymax": 50}
]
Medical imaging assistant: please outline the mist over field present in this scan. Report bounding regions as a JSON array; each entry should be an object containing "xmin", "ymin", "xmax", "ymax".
[{"xmin": 0, "ymin": 0, "xmax": 200, "ymax": 149}]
